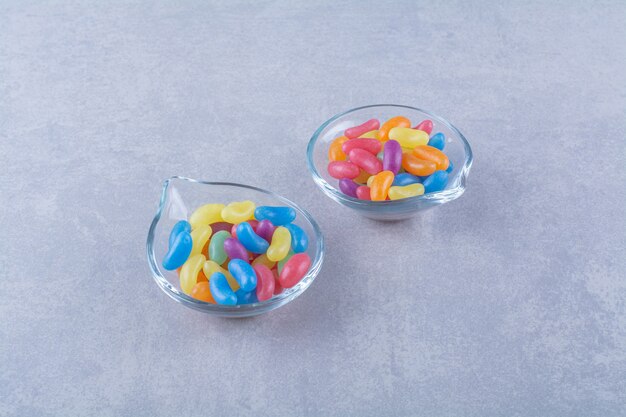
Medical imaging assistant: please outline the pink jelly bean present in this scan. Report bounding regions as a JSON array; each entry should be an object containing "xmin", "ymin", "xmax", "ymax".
[
  {"xmin": 210, "ymin": 222, "xmax": 234, "ymax": 234},
  {"xmin": 356, "ymin": 185, "xmax": 371, "ymax": 200},
  {"xmin": 279, "ymin": 253, "xmax": 312, "ymax": 288},
  {"xmin": 382, "ymin": 139, "xmax": 402, "ymax": 174},
  {"xmin": 339, "ymin": 179, "xmax": 359, "ymax": 198},
  {"xmin": 348, "ymin": 148, "xmax": 382, "ymax": 175},
  {"xmin": 253, "ymin": 264, "xmax": 275, "ymax": 302},
  {"xmin": 255, "ymin": 219, "xmax": 276, "ymax": 242},
  {"xmin": 223, "ymin": 238, "xmax": 248, "ymax": 262},
  {"xmin": 231, "ymin": 220, "xmax": 259, "ymax": 238},
  {"xmin": 342, "ymin": 138, "xmax": 382, "ymax": 155},
  {"xmin": 344, "ymin": 118, "xmax": 380, "ymax": 139},
  {"xmin": 328, "ymin": 161, "xmax": 360, "ymax": 179},
  {"xmin": 413, "ymin": 119, "xmax": 433, "ymax": 135}
]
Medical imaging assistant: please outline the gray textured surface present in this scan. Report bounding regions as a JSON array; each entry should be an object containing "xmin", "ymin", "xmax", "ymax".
[{"xmin": 1, "ymin": 1, "xmax": 625, "ymax": 416}]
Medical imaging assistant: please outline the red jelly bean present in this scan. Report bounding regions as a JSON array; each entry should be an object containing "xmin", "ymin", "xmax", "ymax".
[
  {"xmin": 209, "ymin": 222, "xmax": 233, "ymax": 234},
  {"xmin": 348, "ymin": 148, "xmax": 382, "ymax": 175},
  {"xmin": 253, "ymin": 264, "xmax": 275, "ymax": 302},
  {"xmin": 328, "ymin": 161, "xmax": 360, "ymax": 179},
  {"xmin": 356, "ymin": 185, "xmax": 371, "ymax": 200},
  {"xmin": 413, "ymin": 119, "xmax": 433, "ymax": 135},
  {"xmin": 279, "ymin": 253, "xmax": 312, "ymax": 288},
  {"xmin": 272, "ymin": 268, "xmax": 283, "ymax": 295},
  {"xmin": 344, "ymin": 118, "xmax": 380, "ymax": 139},
  {"xmin": 342, "ymin": 138, "xmax": 382, "ymax": 155}
]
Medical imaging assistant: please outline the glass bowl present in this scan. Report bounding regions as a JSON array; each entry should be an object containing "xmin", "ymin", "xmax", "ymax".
[
  {"xmin": 146, "ymin": 177, "xmax": 325, "ymax": 317},
  {"xmin": 306, "ymin": 104, "xmax": 473, "ymax": 220}
]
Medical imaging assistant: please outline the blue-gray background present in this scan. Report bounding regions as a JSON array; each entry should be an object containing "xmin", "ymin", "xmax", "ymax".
[{"xmin": 1, "ymin": 1, "xmax": 625, "ymax": 416}]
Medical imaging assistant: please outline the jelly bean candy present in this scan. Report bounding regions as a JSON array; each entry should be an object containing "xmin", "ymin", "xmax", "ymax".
[
  {"xmin": 254, "ymin": 206, "xmax": 296, "ymax": 226},
  {"xmin": 393, "ymin": 173, "xmax": 421, "ymax": 186},
  {"xmin": 251, "ymin": 253, "xmax": 276, "ymax": 269},
  {"xmin": 427, "ymin": 132, "xmax": 445, "ymax": 150},
  {"xmin": 208, "ymin": 230, "xmax": 230, "ymax": 265},
  {"xmin": 191, "ymin": 281, "xmax": 215, "ymax": 303},
  {"xmin": 231, "ymin": 220, "xmax": 258, "ymax": 238},
  {"xmin": 348, "ymin": 148, "xmax": 382, "ymax": 175},
  {"xmin": 279, "ymin": 253, "xmax": 312, "ymax": 288},
  {"xmin": 277, "ymin": 250, "xmax": 295, "ymax": 274},
  {"xmin": 224, "ymin": 237, "xmax": 249, "ymax": 261},
  {"xmin": 255, "ymin": 219, "xmax": 276, "ymax": 242},
  {"xmin": 382, "ymin": 139, "xmax": 402, "ymax": 174},
  {"xmin": 353, "ymin": 170, "xmax": 371, "ymax": 184},
  {"xmin": 328, "ymin": 135, "xmax": 349, "ymax": 161},
  {"xmin": 272, "ymin": 268, "xmax": 283, "ymax": 295},
  {"xmin": 328, "ymin": 161, "xmax": 360, "ymax": 179},
  {"xmin": 366, "ymin": 175, "xmax": 375, "ymax": 187},
  {"xmin": 221, "ymin": 200, "xmax": 255, "ymax": 224},
  {"xmin": 446, "ymin": 161, "xmax": 454, "ymax": 173},
  {"xmin": 359, "ymin": 130, "xmax": 379, "ymax": 139},
  {"xmin": 189, "ymin": 204, "xmax": 225, "ymax": 230},
  {"xmin": 180, "ymin": 254, "xmax": 206, "ymax": 295},
  {"xmin": 190, "ymin": 225, "xmax": 212, "ymax": 256},
  {"xmin": 423, "ymin": 171, "xmax": 449, "ymax": 193},
  {"xmin": 209, "ymin": 221, "xmax": 233, "ymax": 234},
  {"xmin": 209, "ymin": 272, "xmax": 237, "ymax": 305},
  {"xmin": 345, "ymin": 118, "xmax": 380, "ymax": 139},
  {"xmin": 356, "ymin": 185, "xmax": 371, "ymax": 200},
  {"xmin": 378, "ymin": 116, "xmax": 411, "ymax": 141},
  {"xmin": 235, "ymin": 288, "xmax": 258, "ymax": 305},
  {"xmin": 253, "ymin": 264, "xmax": 275, "ymax": 302},
  {"xmin": 412, "ymin": 145, "xmax": 449, "ymax": 171},
  {"xmin": 339, "ymin": 178, "xmax": 359, "ymax": 198},
  {"xmin": 402, "ymin": 153, "xmax": 437, "ymax": 176},
  {"xmin": 388, "ymin": 183, "xmax": 425, "ymax": 200},
  {"xmin": 370, "ymin": 171, "xmax": 394, "ymax": 201},
  {"xmin": 267, "ymin": 226, "xmax": 291, "ymax": 262},
  {"xmin": 236, "ymin": 222, "xmax": 269, "ymax": 254},
  {"xmin": 228, "ymin": 259, "xmax": 257, "ymax": 292},
  {"xmin": 414, "ymin": 119, "xmax": 433, "ymax": 135},
  {"xmin": 203, "ymin": 260, "xmax": 239, "ymax": 291},
  {"xmin": 284, "ymin": 223, "xmax": 308, "ymax": 253},
  {"xmin": 342, "ymin": 138, "xmax": 381, "ymax": 155},
  {"xmin": 169, "ymin": 220, "xmax": 191, "ymax": 247},
  {"xmin": 389, "ymin": 127, "xmax": 429, "ymax": 148},
  {"xmin": 162, "ymin": 231, "xmax": 192, "ymax": 270}
]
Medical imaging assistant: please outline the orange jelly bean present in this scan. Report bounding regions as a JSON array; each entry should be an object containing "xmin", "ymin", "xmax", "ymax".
[
  {"xmin": 191, "ymin": 281, "xmax": 216, "ymax": 303},
  {"xmin": 328, "ymin": 136, "xmax": 349, "ymax": 161},
  {"xmin": 354, "ymin": 169, "xmax": 371, "ymax": 184},
  {"xmin": 412, "ymin": 145, "xmax": 449, "ymax": 171},
  {"xmin": 370, "ymin": 171, "xmax": 395, "ymax": 201},
  {"xmin": 377, "ymin": 116, "xmax": 411, "ymax": 142},
  {"xmin": 402, "ymin": 153, "xmax": 437, "ymax": 176}
]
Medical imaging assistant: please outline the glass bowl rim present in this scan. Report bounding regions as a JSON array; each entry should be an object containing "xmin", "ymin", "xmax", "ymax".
[
  {"xmin": 306, "ymin": 104, "xmax": 474, "ymax": 207},
  {"xmin": 146, "ymin": 176, "xmax": 325, "ymax": 315}
]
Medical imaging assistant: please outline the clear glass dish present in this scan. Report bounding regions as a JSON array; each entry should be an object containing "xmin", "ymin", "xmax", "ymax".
[
  {"xmin": 306, "ymin": 104, "xmax": 473, "ymax": 220},
  {"xmin": 146, "ymin": 177, "xmax": 325, "ymax": 317}
]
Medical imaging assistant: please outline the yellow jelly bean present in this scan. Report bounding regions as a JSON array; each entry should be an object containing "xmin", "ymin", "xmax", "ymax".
[
  {"xmin": 358, "ymin": 129, "xmax": 379, "ymax": 139},
  {"xmin": 190, "ymin": 225, "xmax": 212, "ymax": 256},
  {"xmin": 367, "ymin": 175, "xmax": 375, "ymax": 187},
  {"xmin": 267, "ymin": 226, "xmax": 291, "ymax": 262},
  {"xmin": 251, "ymin": 253, "xmax": 276, "ymax": 269},
  {"xmin": 388, "ymin": 183, "xmax": 425, "ymax": 200},
  {"xmin": 389, "ymin": 127, "xmax": 429, "ymax": 148},
  {"xmin": 221, "ymin": 200, "xmax": 255, "ymax": 224},
  {"xmin": 189, "ymin": 203, "xmax": 225, "ymax": 230},
  {"xmin": 203, "ymin": 260, "xmax": 240, "ymax": 291},
  {"xmin": 180, "ymin": 254, "xmax": 206, "ymax": 295}
]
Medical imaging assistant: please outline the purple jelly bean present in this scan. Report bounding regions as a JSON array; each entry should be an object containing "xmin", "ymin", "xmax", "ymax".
[
  {"xmin": 223, "ymin": 237, "xmax": 249, "ymax": 262},
  {"xmin": 339, "ymin": 179, "xmax": 359, "ymax": 198},
  {"xmin": 210, "ymin": 222, "xmax": 234, "ymax": 234},
  {"xmin": 256, "ymin": 219, "xmax": 276, "ymax": 242},
  {"xmin": 383, "ymin": 139, "xmax": 402, "ymax": 174}
]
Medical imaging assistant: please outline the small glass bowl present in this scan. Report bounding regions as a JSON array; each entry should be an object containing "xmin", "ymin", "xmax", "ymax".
[
  {"xmin": 146, "ymin": 177, "xmax": 325, "ymax": 317},
  {"xmin": 306, "ymin": 104, "xmax": 473, "ymax": 220}
]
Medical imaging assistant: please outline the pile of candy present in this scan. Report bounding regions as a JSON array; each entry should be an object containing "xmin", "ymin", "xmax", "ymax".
[
  {"xmin": 162, "ymin": 201, "xmax": 311, "ymax": 306},
  {"xmin": 327, "ymin": 116, "xmax": 453, "ymax": 200}
]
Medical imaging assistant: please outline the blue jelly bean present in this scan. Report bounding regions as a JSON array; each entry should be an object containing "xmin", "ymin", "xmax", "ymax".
[
  {"xmin": 236, "ymin": 222, "xmax": 269, "ymax": 254},
  {"xmin": 162, "ymin": 231, "xmax": 192, "ymax": 270},
  {"xmin": 228, "ymin": 259, "xmax": 258, "ymax": 292},
  {"xmin": 254, "ymin": 206, "xmax": 296, "ymax": 226},
  {"xmin": 423, "ymin": 171, "xmax": 449, "ymax": 193},
  {"xmin": 235, "ymin": 288, "xmax": 258, "ymax": 305},
  {"xmin": 446, "ymin": 161, "xmax": 454, "ymax": 173},
  {"xmin": 428, "ymin": 132, "xmax": 445, "ymax": 150},
  {"xmin": 393, "ymin": 173, "xmax": 422, "ymax": 186},
  {"xmin": 209, "ymin": 272, "xmax": 237, "ymax": 305},
  {"xmin": 168, "ymin": 220, "xmax": 191, "ymax": 247},
  {"xmin": 284, "ymin": 223, "xmax": 309, "ymax": 253}
]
